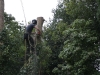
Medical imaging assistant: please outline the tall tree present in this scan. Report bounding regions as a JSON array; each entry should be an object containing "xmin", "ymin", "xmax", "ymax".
[{"xmin": 0, "ymin": 0, "xmax": 4, "ymax": 32}]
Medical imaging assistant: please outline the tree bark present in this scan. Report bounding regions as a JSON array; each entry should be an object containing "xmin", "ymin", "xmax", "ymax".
[{"xmin": 0, "ymin": 0, "xmax": 4, "ymax": 32}]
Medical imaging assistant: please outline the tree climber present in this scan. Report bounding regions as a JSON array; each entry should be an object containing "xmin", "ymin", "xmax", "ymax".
[{"xmin": 24, "ymin": 19, "xmax": 41, "ymax": 59}]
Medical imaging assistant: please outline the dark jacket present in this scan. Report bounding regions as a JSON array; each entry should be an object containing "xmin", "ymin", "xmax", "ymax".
[{"xmin": 26, "ymin": 23, "xmax": 36, "ymax": 34}]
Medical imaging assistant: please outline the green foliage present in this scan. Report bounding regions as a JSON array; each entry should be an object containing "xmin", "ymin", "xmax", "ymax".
[
  {"xmin": 58, "ymin": 19, "xmax": 99, "ymax": 74},
  {"xmin": 50, "ymin": 0, "xmax": 100, "ymax": 75},
  {"xmin": 36, "ymin": 42, "xmax": 52, "ymax": 74},
  {"xmin": 0, "ymin": 13, "xmax": 25, "ymax": 75},
  {"xmin": 52, "ymin": 0, "xmax": 73, "ymax": 24},
  {"xmin": 43, "ymin": 20, "xmax": 68, "ymax": 75},
  {"xmin": 65, "ymin": 0, "xmax": 98, "ymax": 20},
  {"xmin": 1, "ymin": 0, "xmax": 100, "ymax": 75},
  {"xmin": 52, "ymin": 19, "xmax": 100, "ymax": 75}
]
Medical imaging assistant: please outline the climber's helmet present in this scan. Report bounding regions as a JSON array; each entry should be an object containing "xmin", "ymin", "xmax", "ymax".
[{"xmin": 32, "ymin": 19, "xmax": 37, "ymax": 24}]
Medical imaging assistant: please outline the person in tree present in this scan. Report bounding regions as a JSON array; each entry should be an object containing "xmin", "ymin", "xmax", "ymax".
[
  {"xmin": 24, "ymin": 19, "xmax": 40, "ymax": 59},
  {"xmin": 24, "ymin": 19, "xmax": 40, "ymax": 45}
]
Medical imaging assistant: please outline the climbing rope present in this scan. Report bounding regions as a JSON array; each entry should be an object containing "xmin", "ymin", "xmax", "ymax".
[{"xmin": 20, "ymin": 0, "xmax": 27, "ymax": 26}]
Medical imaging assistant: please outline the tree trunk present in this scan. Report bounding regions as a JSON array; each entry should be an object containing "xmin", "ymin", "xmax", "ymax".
[
  {"xmin": 35, "ymin": 17, "xmax": 45, "ymax": 43},
  {"xmin": 0, "ymin": 0, "xmax": 4, "ymax": 32}
]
